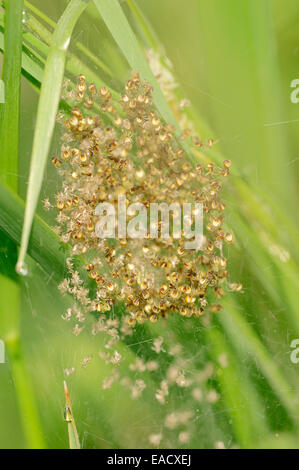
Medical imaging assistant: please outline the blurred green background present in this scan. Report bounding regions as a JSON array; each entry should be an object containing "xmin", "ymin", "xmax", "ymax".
[{"xmin": 0, "ymin": 0, "xmax": 299, "ymax": 449}]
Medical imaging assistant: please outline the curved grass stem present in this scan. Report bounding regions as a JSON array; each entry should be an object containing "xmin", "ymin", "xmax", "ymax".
[{"xmin": 16, "ymin": 0, "xmax": 90, "ymax": 275}]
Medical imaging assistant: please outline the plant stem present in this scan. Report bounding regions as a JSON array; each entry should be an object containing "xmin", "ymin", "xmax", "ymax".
[
  {"xmin": 0, "ymin": 275, "xmax": 45, "ymax": 448},
  {"xmin": 0, "ymin": 0, "xmax": 45, "ymax": 448},
  {"xmin": 126, "ymin": 0, "xmax": 158, "ymax": 50},
  {"xmin": 16, "ymin": 0, "xmax": 89, "ymax": 274},
  {"xmin": 0, "ymin": 0, "xmax": 22, "ymax": 191}
]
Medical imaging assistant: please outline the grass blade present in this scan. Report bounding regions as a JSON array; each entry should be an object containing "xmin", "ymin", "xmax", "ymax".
[
  {"xmin": 125, "ymin": 0, "xmax": 159, "ymax": 50},
  {"xmin": 220, "ymin": 298, "xmax": 299, "ymax": 422},
  {"xmin": 16, "ymin": 0, "xmax": 89, "ymax": 275},
  {"xmin": 25, "ymin": 1, "xmax": 114, "ymax": 78},
  {"xmin": 0, "ymin": 182, "xmax": 80, "ymax": 283},
  {"xmin": 23, "ymin": 8, "xmax": 117, "ymax": 96},
  {"xmin": 64, "ymin": 381, "xmax": 80, "ymax": 449},
  {"xmin": 0, "ymin": 0, "xmax": 45, "ymax": 448},
  {"xmin": 207, "ymin": 326, "xmax": 269, "ymax": 448},
  {"xmin": 93, "ymin": 0, "xmax": 178, "ymax": 130},
  {"xmin": 0, "ymin": 23, "xmax": 43, "ymax": 86},
  {"xmin": 0, "ymin": 0, "xmax": 22, "ymax": 191},
  {"xmin": 0, "ymin": 79, "xmax": 4, "ymax": 102}
]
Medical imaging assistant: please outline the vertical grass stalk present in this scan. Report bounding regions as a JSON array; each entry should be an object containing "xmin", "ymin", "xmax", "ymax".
[
  {"xmin": 0, "ymin": 0, "xmax": 45, "ymax": 448},
  {"xmin": 16, "ymin": 0, "xmax": 90, "ymax": 274}
]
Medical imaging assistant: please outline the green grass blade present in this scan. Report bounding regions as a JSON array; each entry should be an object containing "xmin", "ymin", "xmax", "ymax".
[
  {"xmin": 0, "ymin": 79, "xmax": 4, "ymax": 102},
  {"xmin": 93, "ymin": 0, "xmax": 178, "ymax": 129},
  {"xmin": 207, "ymin": 326, "xmax": 269, "ymax": 448},
  {"xmin": 125, "ymin": 0, "xmax": 158, "ymax": 50},
  {"xmin": 0, "ymin": 182, "xmax": 75, "ymax": 282},
  {"xmin": 0, "ymin": 22, "xmax": 43, "ymax": 86},
  {"xmin": 220, "ymin": 298, "xmax": 299, "ymax": 422},
  {"xmin": 0, "ymin": 0, "xmax": 22, "ymax": 191},
  {"xmin": 64, "ymin": 381, "xmax": 80, "ymax": 449},
  {"xmin": 25, "ymin": 0, "xmax": 113, "ymax": 78},
  {"xmin": 16, "ymin": 0, "xmax": 89, "ymax": 275},
  {"xmin": 21, "ymin": 5, "xmax": 117, "ymax": 97},
  {"xmin": 0, "ymin": 0, "xmax": 45, "ymax": 449},
  {"xmin": 230, "ymin": 210, "xmax": 299, "ymax": 334},
  {"xmin": 3, "ymin": 325, "xmax": 46, "ymax": 448},
  {"xmin": 93, "ymin": 0, "xmax": 198, "ymax": 166}
]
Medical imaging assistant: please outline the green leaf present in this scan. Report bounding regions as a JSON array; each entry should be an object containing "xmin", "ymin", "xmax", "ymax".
[{"xmin": 16, "ymin": 0, "xmax": 90, "ymax": 275}]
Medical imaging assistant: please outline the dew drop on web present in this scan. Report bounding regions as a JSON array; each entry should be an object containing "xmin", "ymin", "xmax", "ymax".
[{"xmin": 21, "ymin": 9, "xmax": 29, "ymax": 25}]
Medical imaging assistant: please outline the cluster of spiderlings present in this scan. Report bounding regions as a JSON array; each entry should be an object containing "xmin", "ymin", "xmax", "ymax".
[{"xmin": 52, "ymin": 73, "xmax": 241, "ymax": 325}]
